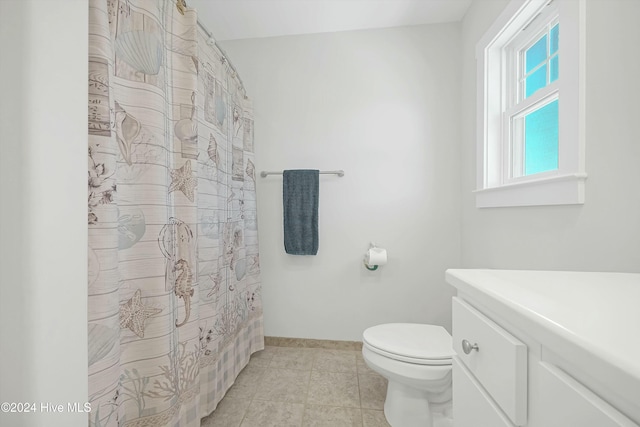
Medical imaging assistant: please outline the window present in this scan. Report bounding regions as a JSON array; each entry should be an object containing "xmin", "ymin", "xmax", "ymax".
[
  {"xmin": 511, "ymin": 18, "xmax": 559, "ymax": 178},
  {"xmin": 475, "ymin": 0, "xmax": 586, "ymax": 208}
]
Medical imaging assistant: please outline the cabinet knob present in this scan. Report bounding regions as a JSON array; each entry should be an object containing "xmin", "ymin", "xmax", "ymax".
[{"xmin": 461, "ymin": 339, "xmax": 479, "ymax": 354}]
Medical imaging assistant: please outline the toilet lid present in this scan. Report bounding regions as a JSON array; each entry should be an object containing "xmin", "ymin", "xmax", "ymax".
[{"xmin": 363, "ymin": 323, "xmax": 453, "ymax": 364}]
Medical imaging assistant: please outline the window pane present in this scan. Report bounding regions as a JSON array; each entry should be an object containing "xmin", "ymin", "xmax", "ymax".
[
  {"xmin": 550, "ymin": 56, "xmax": 559, "ymax": 83},
  {"xmin": 550, "ymin": 24, "xmax": 559, "ymax": 54},
  {"xmin": 525, "ymin": 99, "xmax": 559, "ymax": 175},
  {"xmin": 526, "ymin": 34, "xmax": 547, "ymax": 73},
  {"xmin": 526, "ymin": 65, "xmax": 547, "ymax": 98}
]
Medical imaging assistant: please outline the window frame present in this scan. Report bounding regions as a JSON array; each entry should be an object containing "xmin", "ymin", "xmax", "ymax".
[{"xmin": 475, "ymin": 0, "xmax": 586, "ymax": 208}]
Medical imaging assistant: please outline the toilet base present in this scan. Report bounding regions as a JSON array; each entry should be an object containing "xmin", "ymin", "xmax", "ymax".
[
  {"xmin": 384, "ymin": 380, "xmax": 433, "ymax": 427},
  {"xmin": 383, "ymin": 380, "xmax": 453, "ymax": 427}
]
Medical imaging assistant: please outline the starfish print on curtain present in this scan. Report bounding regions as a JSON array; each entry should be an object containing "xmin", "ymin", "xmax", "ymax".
[
  {"xmin": 119, "ymin": 289, "xmax": 162, "ymax": 338},
  {"xmin": 169, "ymin": 160, "xmax": 197, "ymax": 202}
]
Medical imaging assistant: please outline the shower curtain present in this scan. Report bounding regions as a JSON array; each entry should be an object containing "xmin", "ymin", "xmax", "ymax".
[{"xmin": 88, "ymin": 1, "xmax": 263, "ymax": 426}]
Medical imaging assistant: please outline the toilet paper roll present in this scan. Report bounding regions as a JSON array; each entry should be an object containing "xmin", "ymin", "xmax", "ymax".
[{"xmin": 365, "ymin": 248, "xmax": 387, "ymax": 266}]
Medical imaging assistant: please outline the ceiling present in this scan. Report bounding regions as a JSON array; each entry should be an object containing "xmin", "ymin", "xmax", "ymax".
[{"xmin": 189, "ymin": 0, "xmax": 473, "ymax": 41}]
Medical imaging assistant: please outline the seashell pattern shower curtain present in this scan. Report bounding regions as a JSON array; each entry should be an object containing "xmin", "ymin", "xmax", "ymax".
[{"xmin": 88, "ymin": 1, "xmax": 263, "ymax": 426}]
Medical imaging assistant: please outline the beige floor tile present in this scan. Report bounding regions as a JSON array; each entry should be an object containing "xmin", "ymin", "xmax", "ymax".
[
  {"xmin": 356, "ymin": 354, "xmax": 376, "ymax": 375},
  {"xmin": 201, "ymin": 345, "xmax": 397, "ymax": 427},
  {"xmin": 200, "ymin": 397, "xmax": 251, "ymax": 427},
  {"xmin": 270, "ymin": 347, "xmax": 316, "ymax": 370},
  {"xmin": 225, "ymin": 364, "xmax": 267, "ymax": 399},
  {"xmin": 362, "ymin": 409, "xmax": 391, "ymax": 427},
  {"xmin": 313, "ymin": 350, "xmax": 358, "ymax": 373},
  {"xmin": 358, "ymin": 374, "xmax": 387, "ymax": 410},
  {"xmin": 248, "ymin": 346, "xmax": 278, "ymax": 368},
  {"xmin": 302, "ymin": 405, "xmax": 363, "ymax": 427},
  {"xmin": 307, "ymin": 371, "xmax": 360, "ymax": 408},
  {"xmin": 240, "ymin": 400, "xmax": 305, "ymax": 427},
  {"xmin": 253, "ymin": 368, "xmax": 311, "ymax": 403}
]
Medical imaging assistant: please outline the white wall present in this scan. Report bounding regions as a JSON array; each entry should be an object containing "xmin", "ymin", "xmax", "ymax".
[
  {"xmin": 460, "ymin": 0, "xmax": 640, "ymax": 272},
  {"xmin": 221, "ymin": 24, "xmax": 462, "ymax": 340},
  {"xmin": 0, "ymin": 2, "xmax": 88, "ymax": 426}
]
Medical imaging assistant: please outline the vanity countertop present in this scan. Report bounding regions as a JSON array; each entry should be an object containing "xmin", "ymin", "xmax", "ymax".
[{"xmin": 446, "ymin": 268, "xmax": 640, "ymax": 417}]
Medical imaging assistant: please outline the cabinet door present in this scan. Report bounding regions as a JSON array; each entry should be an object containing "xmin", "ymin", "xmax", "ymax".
[
  {"xmin": 538, "ymin": 362, "xmax": 638, "ymax": 427},
  {"xmin": 453, "ymin": 357, "xmax": 515, "ymax": 427},
  {"xmin": 453, "ymin": 297, "xmax": 527, "ymax": 425}
]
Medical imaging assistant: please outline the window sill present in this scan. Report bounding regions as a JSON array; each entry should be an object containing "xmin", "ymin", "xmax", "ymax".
[{"xmin": 475, "ymin": 173, "xmax": 587, "ymax": 208}]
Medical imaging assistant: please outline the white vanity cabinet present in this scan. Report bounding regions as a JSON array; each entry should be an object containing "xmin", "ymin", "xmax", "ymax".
[{"xmin": 446, "ymin": 269, "xmax": 640, "ymax": 427}]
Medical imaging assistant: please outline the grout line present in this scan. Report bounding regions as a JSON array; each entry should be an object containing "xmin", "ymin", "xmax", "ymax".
[
  {"xmin": 356, "ymin": 355, "xmax": 363, "ymax": 410},
  {"xmin": 236, "ymin": 350, "xmax": 273, "ymax": 427},
  {"xmin": 300, "ymin": 350, "xmax": 314, "ymax": 427},
  {"xmin": 354, "ymin": 350, "xmax": 365, "ymax": 427}
]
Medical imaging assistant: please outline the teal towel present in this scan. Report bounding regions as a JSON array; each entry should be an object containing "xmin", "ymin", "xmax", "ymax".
[{"xmin": 283, "ymin": 169, "xmax": 319, "ymax": 255}]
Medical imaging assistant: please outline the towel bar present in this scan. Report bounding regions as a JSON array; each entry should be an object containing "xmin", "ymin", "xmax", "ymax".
[{"xmin": 260, "ymin": 170, "xmax": 344, "ymax": 178}]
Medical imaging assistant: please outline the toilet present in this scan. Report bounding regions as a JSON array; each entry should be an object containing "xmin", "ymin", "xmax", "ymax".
[{"xmin": 362, "ymin": 323, "xmax": 453, "ymax": 427}]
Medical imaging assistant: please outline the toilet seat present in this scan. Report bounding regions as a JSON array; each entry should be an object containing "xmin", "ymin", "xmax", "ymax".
[{"xmin": 363, "ymin": 323, "xmax": 453, "ymax": 365}]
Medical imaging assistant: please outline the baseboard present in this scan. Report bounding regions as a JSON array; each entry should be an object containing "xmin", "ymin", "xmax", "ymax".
[{"xmin": 265, "ymin": 336, "xmax": 363, "ymax": 351}]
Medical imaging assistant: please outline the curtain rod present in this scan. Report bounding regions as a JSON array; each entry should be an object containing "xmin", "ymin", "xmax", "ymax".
[
  {"xmin": 260, "ymin": 170, "xmax": 345, "ymax": 178},
  {"xmin": 196, "ymin": 17, "xmax": 247, "ymax": 96}
]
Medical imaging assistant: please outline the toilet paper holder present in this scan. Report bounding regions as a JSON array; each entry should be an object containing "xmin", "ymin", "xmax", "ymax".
[{"xmin": 364, "ymin": 242, "xmax": 383, "ymax": 271}]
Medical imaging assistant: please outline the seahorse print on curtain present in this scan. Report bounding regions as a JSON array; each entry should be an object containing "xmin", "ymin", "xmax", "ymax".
[{"xmin": 87, "ymin": 1, "xmax": 264, "ymax": 426}]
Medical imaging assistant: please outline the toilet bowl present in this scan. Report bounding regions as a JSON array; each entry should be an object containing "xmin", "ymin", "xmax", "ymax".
[{"xmin": 362, "ymin": 323, "xmax": 453, "ymax": 427}]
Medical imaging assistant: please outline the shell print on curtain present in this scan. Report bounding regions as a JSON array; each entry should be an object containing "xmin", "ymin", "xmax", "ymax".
[{"xmin": 88, "ymin": 1, "xmax": 264, "ymax": 426}]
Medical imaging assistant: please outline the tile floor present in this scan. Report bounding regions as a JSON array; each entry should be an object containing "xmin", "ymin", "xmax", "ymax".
[{"xmin": 200, "ymin": 346, "xmax": 392, "ymax": 427}]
